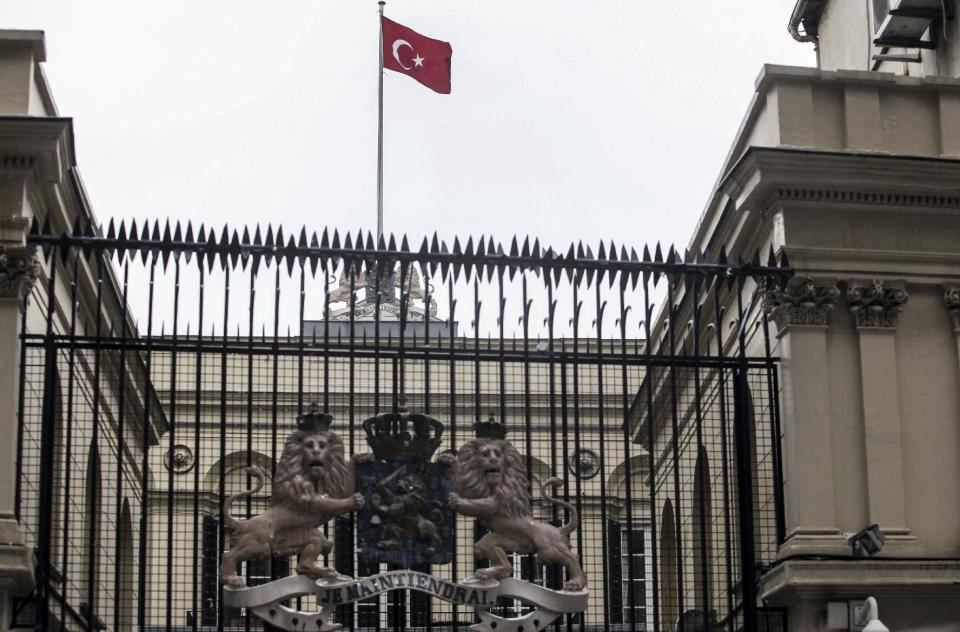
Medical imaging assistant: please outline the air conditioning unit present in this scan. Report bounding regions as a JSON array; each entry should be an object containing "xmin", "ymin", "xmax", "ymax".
[{"xmin": 874, "ymin": 0, "xmax": 950, "ymax": 49}]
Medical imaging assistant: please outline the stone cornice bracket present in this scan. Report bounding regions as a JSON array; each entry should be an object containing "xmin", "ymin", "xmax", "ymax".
[
  {"xmin": 943, "ymin": 284, "xmax": 960, "ymax": 332},
  {"xmin": 0, "ymin": 245, "xmax": 40, "ymax": 300},
  {"xmin": 761, "ymin": 276, "xmax": 840, "ymax": 329},
  {"xmin": 846, "ymin": 279, "xmax": 908, "ymax": 329}
]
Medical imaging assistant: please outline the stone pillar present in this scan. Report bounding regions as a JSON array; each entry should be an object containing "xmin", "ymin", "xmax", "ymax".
[
  {"xmin": 763, "ymin": 276, "xmax": 849, "ymax": 556},
  {"xmin": 845, "ymin": 280, "xmax": 916, "ymax": 549}
]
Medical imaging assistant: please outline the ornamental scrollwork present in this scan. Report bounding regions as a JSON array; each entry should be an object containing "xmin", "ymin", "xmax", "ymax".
[
  {"xmin": 761, "ymin": 276, "xmax": 840, "ymax": 328},
  {"xmin": 0, "ymin": 246, "xmax": 40, "ymax": 300},
  {"xmin": 846, "ymin": 279, "xmax": 908, "ymax": 329},
  {"xmin": 943, "ymin": 284, "xmax": 960, "ymax": 332}
]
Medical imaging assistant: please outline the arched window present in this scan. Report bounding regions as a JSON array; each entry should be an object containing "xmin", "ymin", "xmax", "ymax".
[
  {"xmin": 659, "ymin": 499, "xmax": 678, "ymax": 632},
  {"xmin": 691, "ymin": 446, "xmax": 713, "ymax": 613}
]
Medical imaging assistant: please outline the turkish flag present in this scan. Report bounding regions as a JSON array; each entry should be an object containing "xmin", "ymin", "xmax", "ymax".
[{"xmin": 381, "ymin": 17, "xmax": 452, "ymax": 94}]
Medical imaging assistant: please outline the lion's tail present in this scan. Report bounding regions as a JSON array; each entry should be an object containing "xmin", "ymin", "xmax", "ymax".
[
  {"xmin": 541, "ymin": 477, "xmax": 579, "ymax": 536},
  {"xmin": 222, "ymin": 466, "xmax": 267, "ymax": 530}
]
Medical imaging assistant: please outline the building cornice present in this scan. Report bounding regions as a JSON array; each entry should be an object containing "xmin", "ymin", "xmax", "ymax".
[
  {"xmin": 722, "ymin": 147, "xmax": 960, "ymax": 213},
  {"xmin": 0, "ymin": 116, "xmax": 75, "ymax": 183},
  {"xmin": 760, "ymin": 559, "xmax": 960, "ymax": 606}
]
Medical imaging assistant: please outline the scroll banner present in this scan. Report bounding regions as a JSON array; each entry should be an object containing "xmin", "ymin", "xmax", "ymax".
[{"xmin": 224, "ymin": 572, "xmax": 588, "ymax": 632}]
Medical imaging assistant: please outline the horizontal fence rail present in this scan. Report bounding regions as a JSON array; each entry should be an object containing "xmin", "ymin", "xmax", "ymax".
[{"xmin": 16, "ymin": 219, "xmax": 790, "ymax": 632}]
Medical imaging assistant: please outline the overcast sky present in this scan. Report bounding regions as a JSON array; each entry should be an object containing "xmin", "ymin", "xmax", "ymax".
[
  {"xmin": 5, "ymin": 1, "xmax": 814, "ymax": 250},
  {"xmin": 3, "ymin": 1, "xmax": 815, "ymax": 335}
]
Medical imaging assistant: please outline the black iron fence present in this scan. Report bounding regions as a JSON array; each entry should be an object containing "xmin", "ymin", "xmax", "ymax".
[{"xmin": 15, "ymin": 218, "xmax": 790, "ymax": 632}]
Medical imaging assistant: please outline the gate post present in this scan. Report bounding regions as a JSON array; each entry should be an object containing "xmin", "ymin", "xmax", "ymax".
[{"xmin": 733, "ymin": 365, "xmax": 758, "ymax": 632}]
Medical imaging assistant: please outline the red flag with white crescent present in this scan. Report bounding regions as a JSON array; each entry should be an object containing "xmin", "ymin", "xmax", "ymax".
[{"xmin": 381, "ymin": 17, "xmax": 452, "ymax": 94}]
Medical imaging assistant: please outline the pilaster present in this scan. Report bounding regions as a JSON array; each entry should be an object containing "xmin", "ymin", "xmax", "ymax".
[
  {"xmin": 0, "ymin": 165, "xmax": 40, "ymax": 619},
  {"xmin": 845, "ymin": 279, "xmax": 916, "ymax": 551},
  {"xmin": 763, "ymin": 277, "xmax": 849, "ymax": 556}
]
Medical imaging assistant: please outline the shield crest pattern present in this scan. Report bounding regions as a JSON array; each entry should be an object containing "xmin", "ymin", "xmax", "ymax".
[
  {"xmin": 355, "ymin": 459, "xmax": 454, "ymax": 566},
  {"xmin": 356, "ymin": 405, "xmax": 454, "ymax": 566}
]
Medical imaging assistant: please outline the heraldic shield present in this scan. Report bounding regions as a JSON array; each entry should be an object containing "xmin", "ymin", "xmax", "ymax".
[{"xmin": 355, "ymin": 404, "xmax": 455, "ymax": 566}]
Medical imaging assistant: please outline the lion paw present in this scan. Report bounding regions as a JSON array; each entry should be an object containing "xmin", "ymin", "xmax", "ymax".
[
  {"xmin": 298, "ymin": 565, "xmax": 337, "ymax": 579},
  {"xmin": 563, "ymin": 578, "xmax": 587, "ymax": 591},
  {"xmin": 221, "ymin": 575, "xmax": 246, "ymax": 588},
  {"xmin": 351, "ymin": 493, "xmax": 365, "ymax": 510},
  {"xmin": 448, "ymin": 493, "xmax": 461, "ymax": 510}
]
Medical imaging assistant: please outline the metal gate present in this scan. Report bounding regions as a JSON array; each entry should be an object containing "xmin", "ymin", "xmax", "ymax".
[{"xmin": 14, "ymin": 219, "xmax": 790, "ymax": 631}]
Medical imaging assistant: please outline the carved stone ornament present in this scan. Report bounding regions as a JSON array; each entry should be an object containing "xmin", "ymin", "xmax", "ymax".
[
  {"xmin": 221, "ymin": 406, "xmax": 589, "ymax": 632},
  {"xmin": 219, "ymin": 403, "xmax": 364, "ymax": 588},
  {"xmin": 448, "ymin": 416, "xmax": 587, "ymax": 592},
  {"xmin": 761, "ymin": 276, "xmax": 840, "ymax": 328},
  {"xmin": 944, "ymin": 284, "xmax": 960, "ymax": 332},
  {"xmin": 846, "ymin": 279, "xmax": 909, "ymax": 329},
  {"xmin": 163, "ymin": 444, "xmax": 195, "ymax": 474},
  {"xmin": 0, "ymin": 246, "xmax": 40, "ymax": 300},
  {"xmin": 355, "ymin": 399, "xmax": 454, "ymax": 567}
]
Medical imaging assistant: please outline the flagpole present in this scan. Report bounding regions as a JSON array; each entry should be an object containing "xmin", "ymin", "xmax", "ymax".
[{"xmin": 377, "ymin": 0, "xmax": 385, "ymax": 239}]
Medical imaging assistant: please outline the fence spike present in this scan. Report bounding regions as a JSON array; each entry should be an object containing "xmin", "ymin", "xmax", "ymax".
[{"xmin": 362, "ymin": 230, "xmax": 373, "ymax": 252}]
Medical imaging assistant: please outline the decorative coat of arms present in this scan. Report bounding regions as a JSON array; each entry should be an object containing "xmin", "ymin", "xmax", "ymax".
[
  {"xmin": 355, "ymin": 404, "xmax": 454, "ymax": 566},
  {"xmin": 220, "ymin": 405, "xmax": 588, "ymax": 632}
]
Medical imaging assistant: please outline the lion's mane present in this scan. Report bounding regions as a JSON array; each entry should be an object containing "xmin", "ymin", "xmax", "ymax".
[
  {"xmin": 453, "ymin": 438, "xmax": 531, "ymax": 519},
  {"xmin": 273, "ymin": 430, "xmax": 350, "ymax": 509}
]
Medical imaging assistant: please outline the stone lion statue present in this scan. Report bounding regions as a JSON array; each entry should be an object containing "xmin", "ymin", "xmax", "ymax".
[
  {"xmin": 219, "ymin": 410, "xmax": 364, "ymax": 588},
  {"xmin": 447, "ymin": 429, "xmax": 587, "ymax": 591}
]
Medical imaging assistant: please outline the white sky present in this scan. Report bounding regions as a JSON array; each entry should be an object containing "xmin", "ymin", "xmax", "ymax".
[
  {"xmin": 4, "ymin": 1, "xmax": 814, "ymax": 250},
  {"xmin": 3, "ymin": 1, "xmax": 815, "ymax": 336}
]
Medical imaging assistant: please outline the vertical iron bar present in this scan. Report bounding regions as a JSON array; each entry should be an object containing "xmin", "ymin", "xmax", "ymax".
[
  {"xmin": 271, "ymin": 266, "xmax": 282, "ymax": 581},
  {"xmin": 641, "ymin": 277, "xmax": 659, "ymax": 632},
  {"xmin": 112, "ymin": 261, "xmax": 130, "ymax": 632},
  {"xmin": 423, "ymin": 267, "xmax": 433, "ymax": 632},
  {"xmin": 448, "ymin": 277, "xmax": 459, "ymax": 632},
  {"xmin": 138, "ymin": 259, "xmax": 157, "ymax": 632},
  {"xmin": 473, "ymin": 280, "xmax": 481, "ymax": 418},
  {"xmin": 665, "ymin": 276, "xmax": 685, "ymax": 625},
  {"xmin": 691, "ymin": 279, "xmax": 711, "ymax": 630},
  {"xmin": 618, "ymin": 288, "xmax": 637, "ymax": 632},
  {"xmin": 166, "ymin": 260, "xmax": 180, "ymax": 632},
  {"xmin": 217, "ymin": 266, "xmax": 231, "ymax": 632},
  {"xmin": 244, "ymin": 265, "xmax": 256, "ymax": 632},
  {"xmin": 192, "ymin": 265, "xmax": 205, "ymax": 629},
  {"xmin": 734, "ymin": 281, "xmax": 758, "ymax": 632},
  {"xmin": 375, "ymin": 262, "xmax": 382, "ymax": 415},
  {"xmin": 570, "ymin": 284, "xmax": 584, "ymax": 632},
  {"xmin": 594, "ymin": 282, "xmax": 610, "ymax": 632},
  {"xmin": 521, "ymin": 276, "xmax": 534, "ymax": 588},
  {"xmin": 59, "ymin": 255, "xmax": 80, "ymax": 632},
  {"xmin": 348, "ymin": 263, "xmax": 361, "ymax": 628},
  {"xmin": 35, "ymin": 258, "xmax": 57, "ymax": 632},
  {"xmin": 546, "ymin": 283, "xmax": 559, "ymax": 595},
  {"xmin": 398, "ymin": 261, "xmax": 408, "ymax": 411},
  {"xmin": 558, "ymin": 356, "xmax": 571, "ymax": 630},
  {"xmin": 87, "ymin": 252, "xmax": 105, "ymax": 632},
  {"xmin": 712, "ymin": 281, "xmax": 735, "ymax": 625},
  {"xmin": 497, "ymin": 271, "xmax": 506, "ymax": 424}
]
